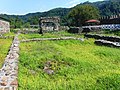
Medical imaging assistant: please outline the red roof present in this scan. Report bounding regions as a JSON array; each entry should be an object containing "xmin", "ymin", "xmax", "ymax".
[{"xmin": 86, "ymin": 19, "xmax": 100, "ymax": 23}]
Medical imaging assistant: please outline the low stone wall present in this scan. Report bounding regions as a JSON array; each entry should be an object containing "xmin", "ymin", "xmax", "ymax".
[
  {"xmin": 60, "ymin": 26, "xmax": 69, "ymax": 31},
  {"xmin": 68, "ymin": 27, "xmax": 83, "ymax": 33},
  {"xmin": 41, "ymin": 30, "xmax": 59, "ymax": 33},
  {"xmin": 95, "ymin": 40, "xmax": 120, "ymax": 48},
  {"xmin": 0, "ymin": 36, "xmax": 14, "ymax": 39},
  {"xmin": 20, "ymin": 30, "xmax": 39, "ymax": 34},
  {"xmin": 0, "ymin": 33, "xmax": 20, "ymax": 90},
  {"xmin": 0, "ymin": 19, "xmax": 10, "ymax": 33},
  {"xmin": 21, "ymin": 37, "xmax": 84, "ymax": 42},
  {"xmin": 84, "ymin": 34, "xmax": 120, "ymax": 42}
]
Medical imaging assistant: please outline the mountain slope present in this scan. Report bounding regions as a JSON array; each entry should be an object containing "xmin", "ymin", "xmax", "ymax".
[{"xmin": 0, "ymin": 0, "xmax": 120, "ymax": 26}]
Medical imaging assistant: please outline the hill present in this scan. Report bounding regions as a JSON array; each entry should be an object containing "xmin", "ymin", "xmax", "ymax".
[{"xmin": 0, "ymin": 0, "xmax": 120, "ymax": 27}]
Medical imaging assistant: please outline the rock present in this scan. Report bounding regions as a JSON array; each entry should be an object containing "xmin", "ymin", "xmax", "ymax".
[
  {"xmin": 13, "ymin": 44, "xmax": 18, "ymax": 47},
  {"xmin": 14, "ymin": 66, "xmax": 18, "ymax": 71},
  {"xmin": 11, "ymin": 86, "xmax": 18, "ymax": 90},
  {"xmin": 29, "ymin": 70, "xmax": 36, "ymax": 75},
  {"xmin": 45, "ymin": 61, "xmax": 51, "ymax": 67},
  {"xmin": 0, "ymin": 81, "xmax": 7, "ymax": 86},
  {"xmin": 10, "ymin": 73, "xmax": 18, "ymax": 77},
  {"xmin": 44, "ymin": 69, "xmax": 54, "ymax": 75},
  {"xmin": 0, "ymin": 88, "xmax": 4, "ymax": 90},
  {"xmin": 4, "ymin": 65, "xmax": 11, "ymax": 71},
  {"xmin": 1, "ymin": 76, "xmax": 8, "ymax": 82},
  {"xmin": 79, "ymin": 38, "xmax": 84, "ymax": 42},
  {"xmin": 5, "ymin": 71, "xmax": 11, "ymax": 76},
  {"xmin": 95, "ymin": 39, "xmax": 120, "ymax": 48},
  {"xmin": 43, "ymin": 66, "xmax": 54, "ymax": 75},
  {"xmin": 10, "ymin": 80, "xmax": 18, "ymax": 86},
  {"xmin": 4, "ymin": 87, "xmax": 9, "ymax": 90}
]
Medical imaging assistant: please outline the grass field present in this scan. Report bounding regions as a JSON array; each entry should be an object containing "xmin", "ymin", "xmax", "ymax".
[
  {"xmin": 100, "ymin": 30, "xmax": 120, "ymax": 36},
  {"xmin": 18, "ymin": 37, "xmax": 120, "ymax": 90},
  {"xmin": 0, "ymin": 38, "xmax": 13, "ymax": 67},
  {"xmin": 3, "ymin": 32, "xmax": 15, "ymax": 37},
  {"xmin": 18, "ymin": 31, "xmax": 83, "ymax": 40}
]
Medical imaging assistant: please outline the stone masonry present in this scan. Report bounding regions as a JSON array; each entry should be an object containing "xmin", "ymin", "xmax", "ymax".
[
  {"xmin": 95, "ymin": 39, "xmax": 120, "ymax": 48},
  {"xmin": 85, "ymin": 34, "xmax": 120, "ymax": 48},
  {"xmin": 84, "ymin": 34, "xmax": 120, "ymax": 42},
  {"xmin": 39, "ymin": 17, "xmax": 60, "ymax": 33},
  {"xmin": 0, "ymin": 33, "xmax": 20, "ymax": 90},
  {"xmin": 21, "ymin": 37, "xmax": 84, "ymax": 42},
  {"xmin": 0, "ymin": 18, "xmax": 10, "ymax": 34}
]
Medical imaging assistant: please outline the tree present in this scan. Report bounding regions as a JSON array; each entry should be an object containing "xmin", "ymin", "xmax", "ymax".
[
  {"xmin": 15, "ymin": 17, "xmax": 23, "ymax": 28},
  {"xmin": 23, "ymin": 22, "xmax": 30, "ymax": 28},
  {"xmin": 68, "ymin": 5, "xmax": 100, "ymax": 26},
  {"xmin": 10, "ymin": 16, "xmax": 24, "ymax": 28}
]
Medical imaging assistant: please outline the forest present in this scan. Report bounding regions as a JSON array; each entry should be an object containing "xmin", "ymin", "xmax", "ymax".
[{"xmin": 0, "ymin": 0, "xmax": 120, "ymax": 28}]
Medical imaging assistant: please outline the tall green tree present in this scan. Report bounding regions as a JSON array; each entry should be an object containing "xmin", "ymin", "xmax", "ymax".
[
  {"xmin": 10, "ymin": 16, "xmax": 23, "ymax": 28},
  {"xmin": 68, "ymin": 5, "xmax": 100, "ymax": 26}
]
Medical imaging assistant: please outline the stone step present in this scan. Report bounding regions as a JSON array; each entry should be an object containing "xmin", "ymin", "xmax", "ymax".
[
  {"xmin": 95, "ymin": 39, "xmax": 120, "ymax": 48},
  {"xmin": 85, "ymin": 34, "xmax": 120, "ymax": 42}
]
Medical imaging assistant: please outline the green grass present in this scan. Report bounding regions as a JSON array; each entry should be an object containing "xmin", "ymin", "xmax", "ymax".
[
  {"xmin": 107, "ymin": 30, "xmax": 120, "ymax": 36},
  {"xmin": 18, "ymin": 38, "xmax": 120, "ymax": 90},
  {"xmin": 18, "ymin": 31, "xmax": 84, "ymax": 40},
  {"xmin": 0, "ymin": 38, "xmax": 13, "ymax": 67},
  {"xmin": 3, "ymin": 32, "xmax": 15, "ymax": 37}
]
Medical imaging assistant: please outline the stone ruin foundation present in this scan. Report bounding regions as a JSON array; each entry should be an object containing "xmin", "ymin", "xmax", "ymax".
[
  {"xmin": 85, "ymin": 34, "xmax": 120, "ymax": 48},
  {"xmin": 39, "ymin": 17, "xmax": 60, "ymax": 33},
  {"xmin": 0, "ymin": 33, "xmax": 20, "ymax": 90},
  {"xmin": 68, "ymin": 27, "xmax": 83, "ymax": 33},
  {"xmin": 0, "ymin": 18, "xmax": 10, "ymax": 34}
]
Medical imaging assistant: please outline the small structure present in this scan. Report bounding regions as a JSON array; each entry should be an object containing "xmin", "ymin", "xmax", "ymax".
[
  {"xmin": 0, "ymin": 17, "xmax": 10, "ymax": 34},
  {"xmin": 100, "ymin": 14, "xmax": 120, "ymax": 24},
  {"xmin": 83, "ymin": 19, "xmax": 101, "ymax": 33},
  {"xmin": 39, "ymin": 17, "xmax": 60, "ymax": 33},
  {"xmin": 85, "ymin": 19, "xmax": 100, "ymax": 25}
]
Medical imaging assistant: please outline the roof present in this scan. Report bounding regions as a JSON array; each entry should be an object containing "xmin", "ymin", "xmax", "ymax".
[{"xmin": 86, "ymin": 19, "xmax": 100, "ymax": 23}]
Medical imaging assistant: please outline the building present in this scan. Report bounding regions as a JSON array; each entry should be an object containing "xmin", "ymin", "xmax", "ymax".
[
  {"xmin": 0, "ymin": 17, "xmax": 10, "ymax": 33},
  {"xmin": 100, "ymin": 14, "xmax": 120, "ymax": 24}
]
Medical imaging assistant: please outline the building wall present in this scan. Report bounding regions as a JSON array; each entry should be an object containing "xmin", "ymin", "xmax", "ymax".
[
  {"xmin": 39, "ymin": 17, "xmax": 60, "ymax": 33},
  {"xmin": 0, "ymin": 19, "xmax": 10, "ymax": 33},
  {"xmin": 100, "ymin": 14, "xmax": 120, "ymax": 24}
]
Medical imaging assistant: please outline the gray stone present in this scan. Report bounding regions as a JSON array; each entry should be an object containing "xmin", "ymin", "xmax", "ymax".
[
  {"xmin": 39, "ymin": 17, "xmax": 60, "ymax": 33},
  {"xmin": 0, "ymin": 33, "xmax": 19, "ymax": 89},
  {"xmin": 0, "ymin": 81, "xmax": 7, "ymax": 86},
  {"xmin": 95, "ymin": 39, "xmax": 120, "ymax": 48},
  {"xmin": 43, "ymin": 67, "xmax": 54, "ymax": 75},
  {"xmin": 85, "ymin": 34, "xmax": 120, "ymax": 42},
  {"xmin": 0, "ymin": 19, "xmax": 10, "ymax": 34}
]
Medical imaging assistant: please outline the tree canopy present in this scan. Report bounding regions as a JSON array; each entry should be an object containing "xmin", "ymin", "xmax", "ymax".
[
  {"xmin": 1, "ymin": 0, "xmax": 120, "ymax": 28},
  {"xmin": 68, "ymin": 5, "xmax": 100, "ymax": 26}
]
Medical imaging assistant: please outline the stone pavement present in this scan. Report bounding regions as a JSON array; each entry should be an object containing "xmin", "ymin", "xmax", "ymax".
[{"xmin": 0, "ymin": 33, "xmax": 20, "ymax": 90}]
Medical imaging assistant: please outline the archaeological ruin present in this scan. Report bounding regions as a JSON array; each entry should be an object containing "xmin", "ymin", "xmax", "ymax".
[
  {"xmin": 0, "ymin": 17, "xmax": 10, "ymax": 34},
  {"xmin": 39, "ymin": 17, "xmax": 60, "ymax": 33}
]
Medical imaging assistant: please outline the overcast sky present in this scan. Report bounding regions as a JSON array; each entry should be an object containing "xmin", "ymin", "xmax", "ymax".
[{"xmin": 0, "ymin": 0, "xmax": 103, "ymax": 15}]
